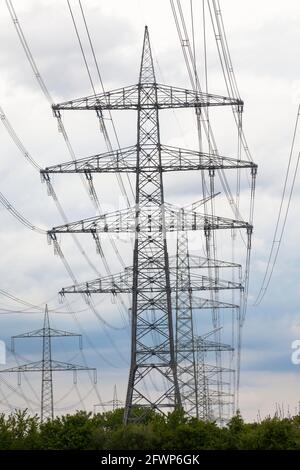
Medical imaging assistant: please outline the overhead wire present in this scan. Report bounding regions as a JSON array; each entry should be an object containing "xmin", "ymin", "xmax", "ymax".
[
  {"xmin": 63, "ymin": 2, "xmax": 131, "ymax": 328},
  {"xmin": 170, "ymin": 0, "xmax": 256, "ymax": 417},
  {"xmin": 2, "ymin": 1, "xmax": 131, "ymax": 413},
  {"xmin": 5, "ymin": 0, "xmax": 130, "ymax": 346},
  {"xmin": 2, "ymin": 3, "xmax": 130, "ymax": 324},
  {"xmin": 78, "ymin": 0, "xmax": 135, "ymax": 204},
  {"xmin": 0, "ymin": 190, "xmax": 46, "ymax": 235},
  {"xmin": 1, "ymin": 100, "xmax": 128, "ymax": 366},
  {"xmin": 208, "ymin": 0, "xmax": 253, "ymax": 163},
  {"xmin": 173, "ymin": 0, "xmax": 225, "ymax": 421},
  {"xmin": 5, "ymin": 0, "xmax": 96, "ymax": 206},
  {"xmin": 207, "ymin": 0, "xmax": 257, "ymax": 410},
  {"xmin": 254, "ymin": 105, "xmax": 300, "ymax": 306}
]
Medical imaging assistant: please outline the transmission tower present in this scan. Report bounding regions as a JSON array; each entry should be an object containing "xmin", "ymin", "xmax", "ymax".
[
  {"xmin": 0, "ymin": 305, "xmax": 96, "ymax": 422},
  {"xmin": 175, "ymin": 228, "xmax": 198, "ymax": 418},
  {"xmin": 94, "ymin": 384, "xmax": 123, "ymax": 413},
  {"xmin": 195, "ymin": 331, "xmax": 234, "ymax": 421},
  {"xmin": 41, "ymin": 27, "xmax": 256, "ymax": 423},
  {"xmin": 175, "ymin": 205, "xmax": 239, "ymax": 422}
]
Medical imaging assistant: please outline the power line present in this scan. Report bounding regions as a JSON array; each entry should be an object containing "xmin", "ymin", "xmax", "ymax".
[
  {"xmin": 254, "ymin": 105, "xmax": 300, "ymax": 305},
  {"xmin": 78, "ymin": 0, "xmax": 135, "ymax": 204},
  {"xmin": 0, "ymin": 106, "xmax": 128, "ymax": 369},
  {"xmin": 0, "ymin": 190, "xmax": 46, "ymax": 234}
]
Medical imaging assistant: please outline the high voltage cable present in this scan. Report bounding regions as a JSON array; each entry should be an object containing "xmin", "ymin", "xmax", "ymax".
[
  {"xmin": 208, "ymin": 0, "xmax": 253, "ymax": 163},
  {"xmin": 206, "ymin": 0, "xmax": 255, "ymax": 409},
  {"xmin": 5, "ymin": 0, "xmax": 131, "ymax": 328},
  {"xmin": 0, "ymin": 289, "xmax": 46, "ymax": 311},
  {"xmin": 78, "ymin": 0, "xmax": 135, "ymax": 204},
  {"xmin": 5, "ymin": 0, "xmax": 131, "ymax": 319},
  {"xmin": 0, "ymin": 104, "xmax": 102, "ymax": 304},
  {"xmin": 173, "ymin": 0, "xmax": 226, "ymax": 420},
  {"xmin": 2, "ymin": 2, "xmax": 129, "ymax": 411},
  {"xmin": 0, "ymin": 101, "xmax": 101, "ymax": 275},
  {"xmin": 192, "ymin": 0, "xmax": 224, "ymax": 419},
  {"xmin": 5, "ymin": 0, "xmax": 131, "ymax": 324},
  {"xmin": 0, "ymin": 105, "xmax": 41, "ymax": 171},
  {"xmin": 4, "ymin": 0, "xmax": 94, "ymax": 202},
  {"xmin": 66, "ymin": 0, "xmax": 131, "ymax": 271},
  {"xmin": 63, "ymin": 1, "xmax": 131, "ymax": 324},
  {"xmin": 169, "ymin": 0, "xmax": 250, "ymax": 224},
  {"xmin": 170, "ymin": 0, "xmax": 255, "ymax": 415},
  {"xmin": 173, "ymin": 0, "xmax": 224, "ymax": 420},
  {"xmin": 67, "ymin": 0, "xmax": 96, "ymax": 95},
  {"xmin": 0, "ymin": 190, "xmax": 46, "ymax": 235},
  {"xmin": 207, "ymin": 0, "xmax": 256, "ymax": 410},
  {"xmin": 0, "ymin": 106, "xmax": 127, "ymax": 366},
  {"xmin": 254, "ymin": 105, "xmax": 300, "ymax": 306}
]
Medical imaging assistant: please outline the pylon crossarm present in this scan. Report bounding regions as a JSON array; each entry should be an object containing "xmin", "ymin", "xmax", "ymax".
[
  {"xmin": 52, "ymin": 83, "xmax": 242, "ymax": 113},
  {"xmin": 187, "ymin": 272, "xmax": 243, "ymax": 291},
  {"xmin": 155, "ymin": 84, "xmax": 243, "ymax": 109},
  {"xmin": 189, "ymin": 296, "xmax": 239, "ymax": 309},
  {"xmin": 177, "ymin": 337, "xmax": 233, "ymax": 353},
  {"xmin": 159, "ymin": 145, "xmax": 255, "ymax": 171},
  {"xmin": 196, "ymin": 339, "xmax": 234, "ymax": 352},
  {"xmin": 12, "ymin": 329, "xmax": 44, "ymax": 339},
  {"xmin": 203, "ymin": 365, "xmax": 234, "ymax": 375},
  {"xmin": 41, "ymin": 144, "xmax": 255, "ymax": 176},
  {"xmin": 46, "ymin": 329, "xmax": 81, "ymax": 338},
  {"xmin": 12, "ymin": 328, "xmax": 81, "ymax": 339},
  {"xmin": 0, "ymin": 360, "xmax": 95, "ymax": 373},
  {"xmin": 52, "ymin": 84, "xmax": 139, "ymax": 111},
  {"xmin": 206, "ymin": 378, "xmax": 231, "ymax": 387},
  {"xmin": 209, "ymin": 390, "xmax": 234, "ymax": 397},
  {"xmin": 48, "ymin": 206, "xmax": 251, "ymax": 234},
  {"xmin": 59, "ymin": 268, "xmax": 243, "ymax": 296},
  {"xmin": 42, "ymin": 145, "xmax": 137, "ymax": 174},
  {"xmin": 48, "ymin": 207, "xmax": 135, "ymax": 234},
  {"xmin": 169, "ymin": 254, "xmax": 241, "ymax": 270},
  {"xmin": 0, "ymin": 360, "xmax": 43, "ymax": 373},
  {"xmin": 60, "ymin": 268, "xmax": 133, "ymax": 295},
  {"xmin": 48, "ymin": 360, "xmax": 95, "ymax": 372}
]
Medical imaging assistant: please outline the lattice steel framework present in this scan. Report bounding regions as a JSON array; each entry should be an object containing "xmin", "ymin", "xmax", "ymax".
[
  {"xmin": 175, "ymin": 225, "xmax": 239, "ymax": 420},
  {"xmin": 175, "ymin": 230, "xmax": 198, "ymax": 417},
  {"xmin": 0, "ymin": 306, "xmax": 96, "ymax": 422},
  {"xmin": 41, "ymin": 27, "xmax": 256, "ymax": 423}
]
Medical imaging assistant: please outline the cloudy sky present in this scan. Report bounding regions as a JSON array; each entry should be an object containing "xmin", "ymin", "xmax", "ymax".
[{"xmin": 0, "ymin": 0, "xmax": 300, "ymax": 421}]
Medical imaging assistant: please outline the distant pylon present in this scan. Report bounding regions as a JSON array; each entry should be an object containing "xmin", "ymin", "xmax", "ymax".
[
  {"xmin": 175, "ymin": 224, "xmax": 237, "ymax": 422},
  {"xmin": 175, "ymin": 229, "xmax": 198, "ymax": 417},
  {"xmin": 195, "ymin": 331, "xmax": 234, "ymax": 421},
  {"xmin": 0, "ymin": 305, "xmax": 96, "ymax": 422},
  {"xmin": 94, "ymin": 384, "xmax": 123, "ymax": 413}
]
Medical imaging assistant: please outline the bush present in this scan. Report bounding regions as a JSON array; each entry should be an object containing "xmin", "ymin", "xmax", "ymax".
[{"xmin": 1, "ymin": 408, "xmax": 300, "ymax": 450}]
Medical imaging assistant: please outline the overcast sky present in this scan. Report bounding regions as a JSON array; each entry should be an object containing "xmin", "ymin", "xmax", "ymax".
[{"xmin": 0, "ymin": 0, "xmax": 300, "ymax": 421}]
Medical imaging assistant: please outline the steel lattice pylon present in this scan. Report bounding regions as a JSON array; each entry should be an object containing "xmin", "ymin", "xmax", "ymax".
[
  {"xmin": 175, "ymin": 230, "xmax": 198, "ymax": 417},
  {"xmin": 175, "ymin": 225, "xmax": 237, "ymax": 421},
  {"xmin": 123, "ymin": 27, "xmax": 181, "ymax": 421},
  {"xmin": 41, "ymin": 306, "xmax": 54, "ymax": 421},
  {"xmin": 41, "ymin": 27, "xmax": 256, "ymax": 423},
  {"xmin": 0, "ymin": 306, "xmax": 96, "ymax": 422}
]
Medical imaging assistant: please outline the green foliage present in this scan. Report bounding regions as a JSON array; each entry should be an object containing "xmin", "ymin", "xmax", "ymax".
[{"xmin": 1, "ymin": 408, "xmax": 300, "ymax": 450}]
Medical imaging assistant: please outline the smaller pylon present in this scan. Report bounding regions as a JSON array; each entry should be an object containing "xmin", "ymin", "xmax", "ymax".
[
  {"xmin": 196, "ymin": 331, "xmax": 234, "ymax": 423},
  {"xmin": 0, "ymin": 305, "xmax": 96, "ymax": 422},
  {"xmin": 94, "ymin": 384, "xmax": 123, "ymax": 413}
]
